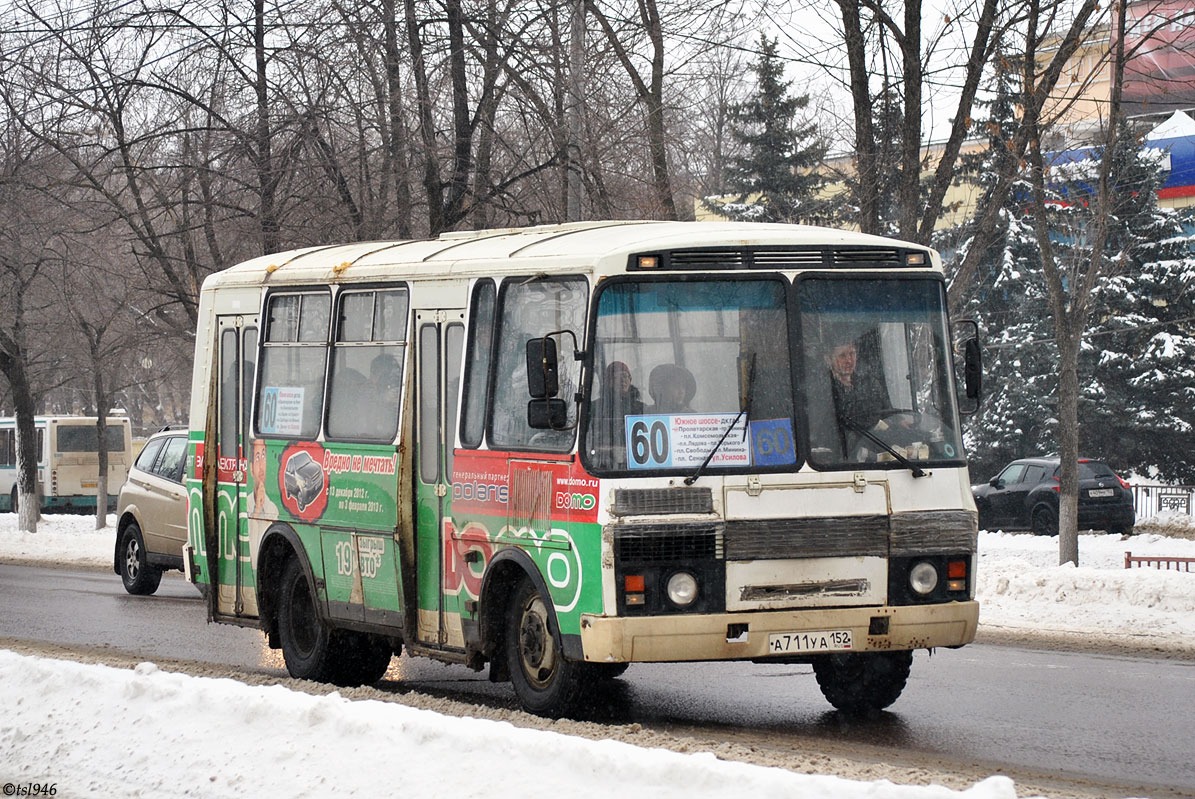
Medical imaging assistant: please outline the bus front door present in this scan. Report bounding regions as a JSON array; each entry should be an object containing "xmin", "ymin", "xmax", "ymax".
[
  {"xmin": 213, "ymin": 314, "xmax": 258, "ymax": 617},
  {"xmin": 413, "ymin": 310, "xmax": 465, "ymax": 649}
]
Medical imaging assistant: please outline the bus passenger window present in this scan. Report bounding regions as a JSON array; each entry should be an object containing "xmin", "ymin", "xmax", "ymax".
[
  {"xmin": 490, "ymin": 276, "xmax": 587, "ymax": 451},
  {"xmin": 325, "ymin": 288, "xmax": 409, "ymax": 443},
  {"xmin": 257, "ymin": 292, "xmax": 331, "ymax": 440}
]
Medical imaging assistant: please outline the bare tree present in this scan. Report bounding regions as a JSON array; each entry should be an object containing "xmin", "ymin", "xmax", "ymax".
[
  {"xmin": 1020, "ymin": 0, "xmax": 1128, "ymax": 566},
  {"xmin": 585, "ymin": 0, "xmax": 681, "ymax": 219}
]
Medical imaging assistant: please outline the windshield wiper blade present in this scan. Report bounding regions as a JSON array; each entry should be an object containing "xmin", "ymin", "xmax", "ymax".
[
  {"xmin": 839, "ymin": 416, "xmax": 927, "ymax": 478},
  {"xmin": 684, "ymin": 355, "xmax": 755, "ymax": 486}
]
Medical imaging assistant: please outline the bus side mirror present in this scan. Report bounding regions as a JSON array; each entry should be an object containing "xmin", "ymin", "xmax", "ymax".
[
  {"xmin": 526, "ymin": 337, "xmax": 559, "ymax": 399},
  {"xmin": 951, "ymin": 320, "xmax": 982, "ymax": 415},
  {"xmin": 964, "ymin": 338, "xmax": 982, "ymax": 399},
  {"xmin": 528, "ymin": 398, "xmax": 567, "ymax": 429}
]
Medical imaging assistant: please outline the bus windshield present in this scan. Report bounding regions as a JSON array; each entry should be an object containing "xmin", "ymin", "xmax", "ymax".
[
  {"xmin": 55, "ymin": 424, "xmax": 127, "ymax": 454},
  {"xmin": 799, "ymin": 276, "xmax": 964, "ymax": 468},
  {"xmin": 584, "ymin": 277, "xmax": 794, "ymax": 473}
]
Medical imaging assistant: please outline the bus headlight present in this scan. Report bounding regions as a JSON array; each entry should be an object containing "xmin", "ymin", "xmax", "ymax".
[
  {"xmin": 908, "ymin": 561, "xmax": 939, "ymax": 596},
  {"xmin": 666, "ymin": 571, "xmax": 698, "ymax": 607}
]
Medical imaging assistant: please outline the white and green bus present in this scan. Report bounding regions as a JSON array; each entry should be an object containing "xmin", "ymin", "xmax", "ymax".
[
  {"xmin": 185, "ymin": 221, "xmax": 982, "ymax": 717},
  {"xmin": 0, "ymin": 415, "xmax": 132, "ymax": 512}
]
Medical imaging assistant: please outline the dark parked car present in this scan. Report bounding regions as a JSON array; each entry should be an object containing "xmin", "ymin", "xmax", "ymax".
[{"xmin": 972, "ymin": 457, "xmax": 1135, "ymax": 535}]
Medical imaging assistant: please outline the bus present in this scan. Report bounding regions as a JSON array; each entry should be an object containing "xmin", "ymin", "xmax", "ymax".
[
  {"xmin": 184, "ymin": 221, "xmax": 983, "ymax": 717},
  {"xmin": 0, "ymin": 415, "xmax": 133, "ymax": 512}
]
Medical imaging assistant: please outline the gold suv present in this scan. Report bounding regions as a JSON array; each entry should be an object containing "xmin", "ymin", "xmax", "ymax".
[{"xmin": 114, "ymin": 427, "xmax": 189, "ymax": 595}]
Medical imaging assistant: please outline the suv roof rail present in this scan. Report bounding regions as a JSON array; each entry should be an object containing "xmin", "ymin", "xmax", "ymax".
[{"xmin": 156, "ymin": 423, "xmax": 188, "ymax": 433}]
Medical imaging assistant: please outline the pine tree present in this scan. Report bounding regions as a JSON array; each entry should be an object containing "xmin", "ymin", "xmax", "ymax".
[
  {"xmin": 944, "ymin": 55, "xmax": 1058, "ymax": 481},
  {"xmin": 701, "ymin": 35, "xmax": 827, "ymax": 224},
  {"xmin": 951, "ymin": 88, "xmax": 1195, "ymax": 483},
  {"xmin": 1080, "ymin": 120, "xmax": 1195, "ymax": 481}
]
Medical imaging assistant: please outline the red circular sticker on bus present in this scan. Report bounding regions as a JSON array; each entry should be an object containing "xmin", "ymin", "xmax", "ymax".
[{"xmin": 278, "ymin": 442, "xmax": 328, "ymax": 521}]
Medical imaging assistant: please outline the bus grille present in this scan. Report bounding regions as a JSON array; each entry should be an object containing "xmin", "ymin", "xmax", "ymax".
[
  {"xmin": 612, "ymin": 487, "xmax": 713, "ymax": 516},
  {"xmin": 725, "ymin": 516, "xmax": 889, "ymax": 559},
  {"xmin": 613, "ymin": 523, "xmax": 723, "ymax": 562},
  {"xmin": 636, "ymin": 246, "xmax": 923, "ymax": 270},
  {"xmin": 832, "ymin": 248, "xmax": 902, "ymax": 267}
]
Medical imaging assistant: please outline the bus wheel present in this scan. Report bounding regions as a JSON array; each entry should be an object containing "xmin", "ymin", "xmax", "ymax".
[
  {"xmin": 277, "ymin": 556, "xmax": 336, "ymax": 683},
  {"xmin": 119, "ymin": 522, "xmax": 163, "ymax": 596},
  {"xmin": 505, "ymin": 576, "xmax": 585, "ymax": 718},
  {"xmin": 812, "ymin": 650, "xmax": 912, "ymax": 715},
  {"xmin": 331, "ymin": 632, "xmax": 393, "ymax": 687}
]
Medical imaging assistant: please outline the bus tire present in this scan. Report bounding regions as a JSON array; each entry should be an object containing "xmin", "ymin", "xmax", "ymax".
[
  {"xmin": 812, "ymin": 650, "xmax": 912, "ymax": 715},
  {"xmin": 505, "ymin": 575, "xmax": 585, "ymax": 718},
  {"xmin": 277, "ymin": 556, "xmax": 337, "ymax": 683},
  {"xmin": 119, "ymin": 522, "xmax": 163, "ymax": 596},
  {"xmin": 331, "ymin": 632, "xmax": 393, "ymax": 687}
]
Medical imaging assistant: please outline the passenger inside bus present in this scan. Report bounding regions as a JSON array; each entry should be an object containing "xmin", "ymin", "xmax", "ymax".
[
  {"xmin": 648, "ymin": 363, "xmax": 696, "ymax": 414},
  {"xmin": 596, "ymin": 361, "xmax": 644, "ymax": 418},
  {"xmin": 365, "ymin": 353, "xmax": 402, "ymax": 438}
]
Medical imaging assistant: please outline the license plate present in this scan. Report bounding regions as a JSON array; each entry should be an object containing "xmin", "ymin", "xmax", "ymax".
[
  {"xmin": 1089, "ymin": 488, "xmax": 1114, "ymax": 497},
  {"xmin": 767, "ymin": 630, "xmax": 852, "ymax": 654}
]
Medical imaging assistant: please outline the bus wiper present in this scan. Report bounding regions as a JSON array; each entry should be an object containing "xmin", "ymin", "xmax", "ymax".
[
  {"xmin": 840, "ymin": 416, "xmax": 926, "ymax": 478},
  {"xmin": 684, "ymin": 355, "xmax": 755, "ymax": 486}
]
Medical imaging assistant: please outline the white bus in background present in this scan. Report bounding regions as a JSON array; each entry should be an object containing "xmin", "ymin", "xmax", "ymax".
[{"xmin": 0, "ymin": 415, "xmax": 133, "ymax": 512}]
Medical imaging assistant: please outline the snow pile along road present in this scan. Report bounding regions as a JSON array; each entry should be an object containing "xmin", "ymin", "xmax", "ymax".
[
  {"xmin": 975, "ymin": 524, "xmax": 1195, "ymax": 645},
  {"xmin": 0, "ymin": 650, "xmax": 1016, "ymax": 799}
]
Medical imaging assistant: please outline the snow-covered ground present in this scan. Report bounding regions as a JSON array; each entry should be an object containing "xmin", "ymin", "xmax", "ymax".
[{"xmin": 2, "ymin": 513, "xmax": 1193, "ymax": 799}]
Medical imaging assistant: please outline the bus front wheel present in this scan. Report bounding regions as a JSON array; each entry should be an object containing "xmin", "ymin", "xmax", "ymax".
[
  {"xmin": 505, "ymin": 576, "xmax": 585, "ymax": 718},
  {"xmin": 812, "ymin": 650, "xmax": 912, "ymax": 715},
  {"xmin": 119, "ymin": 522, "xmax": 163, "ymax": 595}
]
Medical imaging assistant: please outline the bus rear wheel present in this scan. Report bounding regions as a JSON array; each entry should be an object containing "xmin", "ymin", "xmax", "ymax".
[
  {"xmin": 332, "ymin": 631, "xmax": 394, "ymax": 687},
  {"xmin": 278, "ymin": 556, "xmax": 337, "ymax": 683},
  {"xmin": 812, "ymin": 650, "xmax": 913, "ymax": 715},
  {"xmin": 505, "ymin": 576, "xmax": 585, "ymax": 718}
]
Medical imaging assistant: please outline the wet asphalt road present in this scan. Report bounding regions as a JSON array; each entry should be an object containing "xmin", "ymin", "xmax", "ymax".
[{"xmin": 2, "ymin": 563, "xmax": 1193, "ymax": 797}]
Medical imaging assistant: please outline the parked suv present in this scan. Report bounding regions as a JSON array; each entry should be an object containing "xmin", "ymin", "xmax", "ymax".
[
  {"xmin": 972, "ymin": 457, "xmax": 1135, "ymax": 535},
  {"xmin": 114, "ymin": 427, "xmax": 189, "ymax": 594}
]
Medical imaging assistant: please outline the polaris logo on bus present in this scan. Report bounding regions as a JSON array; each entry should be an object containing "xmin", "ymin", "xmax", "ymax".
[
  {"xmin": 452, "ymin": 480, "xmax": 509, "ymax": 504},
  {"xmin": 555, "ymin": 491, "xmax": 596, "ymax": 511}
]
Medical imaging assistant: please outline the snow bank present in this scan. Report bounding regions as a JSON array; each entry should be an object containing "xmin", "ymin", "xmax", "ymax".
[
  {"xmin": 0, "ymin": 651, "xmax": 1015, "ymax": 799},
  {"xmin": 976, "ymin": 530, "xmax": 1195, "ymax": 642}
]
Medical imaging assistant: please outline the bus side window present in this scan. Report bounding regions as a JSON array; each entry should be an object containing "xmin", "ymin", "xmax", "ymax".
[
  {"xmin": 325, "ymin": 287, "xmax": 409, "ymax": 443},
  {"xmin": 489, "ymin": 276, "xmax": 587, "ymax": 451},
  {"xmin": 0, "ymin": 429, "xmax": 11, "ymax": 466},
  {"xmin": 460, "ymin": 279, "xmax": 496, "ymax": 449},
  {"xmin": 257, "ymin": 292, "xmax": 331, "ymax": 440}
]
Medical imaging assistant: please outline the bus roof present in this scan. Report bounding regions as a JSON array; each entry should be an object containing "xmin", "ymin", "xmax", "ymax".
[{"xmin": 201, "ymin": 221, "xmax": 938, "ymax": 289}]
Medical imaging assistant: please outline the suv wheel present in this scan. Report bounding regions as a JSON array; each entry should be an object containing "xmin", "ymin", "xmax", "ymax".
[
  {"xmin": 1031, "ymin": 505, "xmax": 1058, "ymax": 536},
  {"xmin": 120, "ymin": 522, "xmax": 163, "ymax": 595}
]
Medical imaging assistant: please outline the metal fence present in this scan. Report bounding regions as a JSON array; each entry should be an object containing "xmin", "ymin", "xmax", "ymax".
[{"xmin": 1131, "ymin": 484, "xmax": 1195, "ymax": 518}]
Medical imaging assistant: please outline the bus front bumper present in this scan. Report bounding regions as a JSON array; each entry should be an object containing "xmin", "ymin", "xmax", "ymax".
[{"xmin": 578, "ymin": 600, "xmax": 979, "ymax": 663}]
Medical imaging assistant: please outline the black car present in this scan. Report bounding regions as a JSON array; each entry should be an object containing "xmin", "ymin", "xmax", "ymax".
[{"xmin": 972, "ymin": 457, "xmax": 1135, "ymax": 535}]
